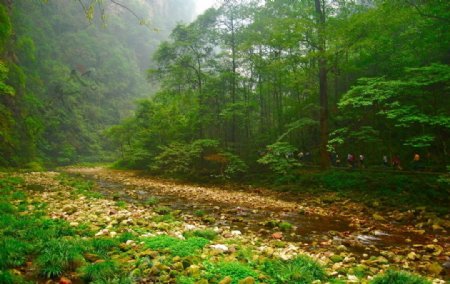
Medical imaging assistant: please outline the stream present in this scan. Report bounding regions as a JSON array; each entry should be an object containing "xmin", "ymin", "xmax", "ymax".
[{"xmin": 77, "ymin": 174, "xmax": 433, "ymax": 262}]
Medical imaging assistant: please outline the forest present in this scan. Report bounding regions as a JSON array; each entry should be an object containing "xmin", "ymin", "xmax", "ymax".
[{"xmin": 0, "ymin": 0, "xmax": 449, "ymax": 283}]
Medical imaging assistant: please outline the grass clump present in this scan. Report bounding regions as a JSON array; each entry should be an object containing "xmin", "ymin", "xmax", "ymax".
[
  {"xmin": 81, "ymin": 261, "xmax": 130, "ymax": 283},
  {"xmin": 0, "ymin": 238, "xmax": 32, "ymax": 268},
  {"xmin": 262, "ymin": 255, "xmax": 327, "ymax": 284},
  {"xmin": 144, "ymin": 235, "xmax": 209, "ymax": 257},
  {"xmin": 36, "ymin": 238, "xmax": 85, "ymax": 278},
  {"xmin": 154, "ymin": 206, "xmax": 172, "ymax": 215},
  {"xmin": 90, "ymin": 237, "xmax": 119, "ymax": 258},
  {"xmin": 194, "ymin": 209, "xmax": 206, "ymax": 217},
  {"xmin": 279, "ymin": 221, "xmax": 293, "ymax": 231},
  {"xmin": 184, "ymin": 229, "xmax": 218, "ymax": 240},
  {"xmin": 370, "ymin": 270, "xmax": 431, "ymax": 284},
  {"xmin": 144, "ymin": 197, "xmax": 159, "ymax": 206},
  {"xmin": 115, "ymin": 200, "xmax": 127, "ymax": 208},
  {"xmin": 205, "ymin": 261, "xmax": 259, "ymax": 284}
]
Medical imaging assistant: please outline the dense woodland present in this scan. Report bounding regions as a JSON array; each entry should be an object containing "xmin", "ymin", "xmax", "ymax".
[
  {"xmin": 1, "ymin": 0, "xmax": 449, "ymax": 177},
  {"xmin": 0, "ymin": 0, "xmax": 195, "ymax": 167},
  {"xmin": 107, "ymin": 0, "xmax": 449, "ymax": 178}
]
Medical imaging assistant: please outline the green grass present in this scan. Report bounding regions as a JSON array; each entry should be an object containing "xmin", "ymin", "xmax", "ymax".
[
  {"xmin": 183, "ymin": 229, "xmax": 218, "ymax": 240},
  {"xmin": 194, "ymin": 209, "xmax": 206, "ymax": 217},
  {"xmin": 36, "ymin": 238, "xmax": 86, "ymax": 278},
  {"xmin": 262, "ymin": 255, "xmax": 327, "ymax": 284},
  {"xmin": 144, "ymin": 196, "xmax": 159, "ymax": 206},
  {"xmin": 279, "ymin": 221, "xmax": 293, "ymax": 231},
  {"xmin": 81, "ymin": 260, "xmax": 130, "ymax": 283},
  {"xmin": 116, "ymin": 200, "xmax": 127, "ymax": 208},
  {"xmin": 89, "ymin": 237, "xmax": 119, "ymax": 258},
  {"xmin": 154, "ymin": 206, "xmax": 172, "ymax": 215},
  {"xmin": 144, "ymin": 235, "xmax": 209, "ymax": 257},
  {"xmin": 205, "ymin": 261, "xmax": 259, "ymax": 284},
  {"xmin": 370, "ymin": 270, "xmax": 431, "ymax": 284}
]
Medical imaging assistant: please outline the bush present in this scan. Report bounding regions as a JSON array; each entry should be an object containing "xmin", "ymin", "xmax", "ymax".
[
  {"xmin": 370, "ymin": 270, "xmax": 430, "ymax": 284},
  {"xmin": 257, "ymin": 142, "xmax": 300, "ymax": 181},
  {"xmin": 262, "ymin": 255, "xmax": 327, "ymax": 284},
  {"xmin": 151, "ymin": 139, "xmax": 247, "ymax": 179}
]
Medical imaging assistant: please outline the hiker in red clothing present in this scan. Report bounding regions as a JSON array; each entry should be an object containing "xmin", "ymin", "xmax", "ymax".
[{"xmin": 392, "ymin": 155, "xmax": 401, "ymax": 170}]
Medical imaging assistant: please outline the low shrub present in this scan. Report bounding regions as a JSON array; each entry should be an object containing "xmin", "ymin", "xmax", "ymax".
[{"xmin": 205, "ymin": 261, "xmax": 259, "ymax": 284}]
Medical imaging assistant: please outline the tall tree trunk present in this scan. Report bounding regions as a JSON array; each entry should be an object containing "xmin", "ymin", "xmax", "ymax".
[{"xmin": 315, "ymin": 0, "xmax": 330, "ymax": 169}]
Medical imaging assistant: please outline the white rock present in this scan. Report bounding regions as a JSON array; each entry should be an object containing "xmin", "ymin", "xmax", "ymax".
[
  {"xmin": 347, "ymin": 275, "xmax": 358, "ymax": 283},
  {"xmin": 109, "ymin": 231, "xmax": 117, "ymax": 238},
  {"xmin": 231, "ymin": 230, "xmax": 242, "ymax": 236},
  {"xmin": 125, "ymin": 240, "xmax": 135, "ymax": 246},
  {"xmin": 184, "ymin": 224, "xmax": 197, "ymax": 231},
  {"xmin": 210, "ymin": 244, "xmax": 229, "ymax": 252}
]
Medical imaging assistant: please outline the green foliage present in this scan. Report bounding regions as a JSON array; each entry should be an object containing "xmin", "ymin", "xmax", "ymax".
[
  {"xmin": 154, "ymin": 206, "xmax": 172, "ymax": 215},
  {"xmin": 194, "ymin": 210, "xmax": 206, "ymax": 217},
  {"xmin": 89, "ymin": 238, "xmax": 119, "ymax": 259},
  {"xmin": 183, "ymin": 229, "xmax": 218, "ymax": 240},
  {"xmin": 36, "ymin": 238, "xmax": 85, "ymax": 278},
  {"xmin": 144, "ymin": 196, "xmax": 159, "ymax": 206},
  {"xmin": 144, "ymin": 235, "xmax": 209, "ymax": 257},
  {"xmin": 262, "ymin": 256, "xmax": 327, "ymax": 284},
  {"xmin": 0, "ymin": 238, "xmax": 32, "ymax": 268},
  {"xmin": 278, "ymin": 221, "xmax": 293, "ymax": 231},
  {"xmin": 81, "ymin": 261, "xmax": 130, "ymax": 283},
  {"xmin": 370, "ymin": 270, "xmax": 430, "ymax": 284},
  {"xmin": 151, "ymin": 139, "xmax": 247, "ymax": 178},
  {"xmin": 205, "ymin": 261, "xmax": 259, "ymax": 284},
  {"xmin": 257, "ymin": 142, "xmax": 300, "ymax": 178}
]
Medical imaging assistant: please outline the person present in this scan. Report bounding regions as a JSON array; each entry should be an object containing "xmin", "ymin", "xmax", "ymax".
[
  {"xmin": 336, "ymin": 154, "xmax": 341, "ymax": 167},
  {"xmin": 412, "ymin": 153, "xmax": 420, "ymax": 170},
  {"xmin": 347, "ymin": 153, "xmax": 355, "ymax": 168},
  {"xmin": 383, "ymin": 155, "xmax": 389, "ymax": 167},
  {"xmin": 298, "ymin": 151, "xmax": 304, "ymax": 162},
  {"xmin": 392, "ymin": 155, "xmax": 401, "ymax": 170},
  {"xmin": 359, "ymin": 154, "xmax": 365, "ymax": 168}
]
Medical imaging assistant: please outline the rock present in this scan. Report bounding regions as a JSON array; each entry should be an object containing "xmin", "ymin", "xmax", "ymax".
[
  {"xmin": 186, "ymin": 265, "xmax": 201, "ymax": 277},
  {"xmin": 109, "ymin": 231, "xmax": 117, "ymax": 238},
  {"xmin": 210, "ymin": 244, "xmax": 229, "ymax": 252},
  {"xmin": 59, "ymin": 277, "xmax": 72, "ymax": 284},
  {"xmin": 330, "ymin": 255, "xmax": 344, "ymax": 263},
  {"xmin": 184, "ymin": 224, "xmax": 197, "ymax": 231},
  {"xmin": 272, "ymin": 232, "xmax": 283, "ymax": 240},
  {"xmin": 407, "ymin": 252, "xmax": 418, "ymax": 260},
  {"xmin": 427, "ymin": 262, "xmax": 443, "ymax": 276},
  {"xmin": 372, "ymin": 213, "xmax": 385, "ymax": 221},
  {"xmin": 238, "ymin": 277, "xmax": 255, "ymax": 284},
  {"xmin": 125, "ymin": 240, "xmax": 135, "ymax": 246},
  {"xmin": 172, "ymin": 262, "xmax": 184, "ymax": 271},
  {"xmin": 69, "ymin": 222, "xmax": 79, "ymax": 227},
  {"xmin": 231, "ymin": 230, "xmax": 242, "ymax": 236},
  {"xmin": 219, "ymin": 276, "xmax": 232, "ymax": 284},
  {"xmin": 347, "ymin": 274, "xmax": 358, "ymax": 283}
]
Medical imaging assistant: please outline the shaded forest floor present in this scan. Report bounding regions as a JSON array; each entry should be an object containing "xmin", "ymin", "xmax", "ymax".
[{"xmin": 0, "ymin": 168, "xmax": 448, "ymax": 283}]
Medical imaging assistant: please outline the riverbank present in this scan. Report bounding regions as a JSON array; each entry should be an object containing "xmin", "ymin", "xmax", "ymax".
[{"xmin": 0, "ymin": 169, "xmax": 448, "ymax": 283}]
